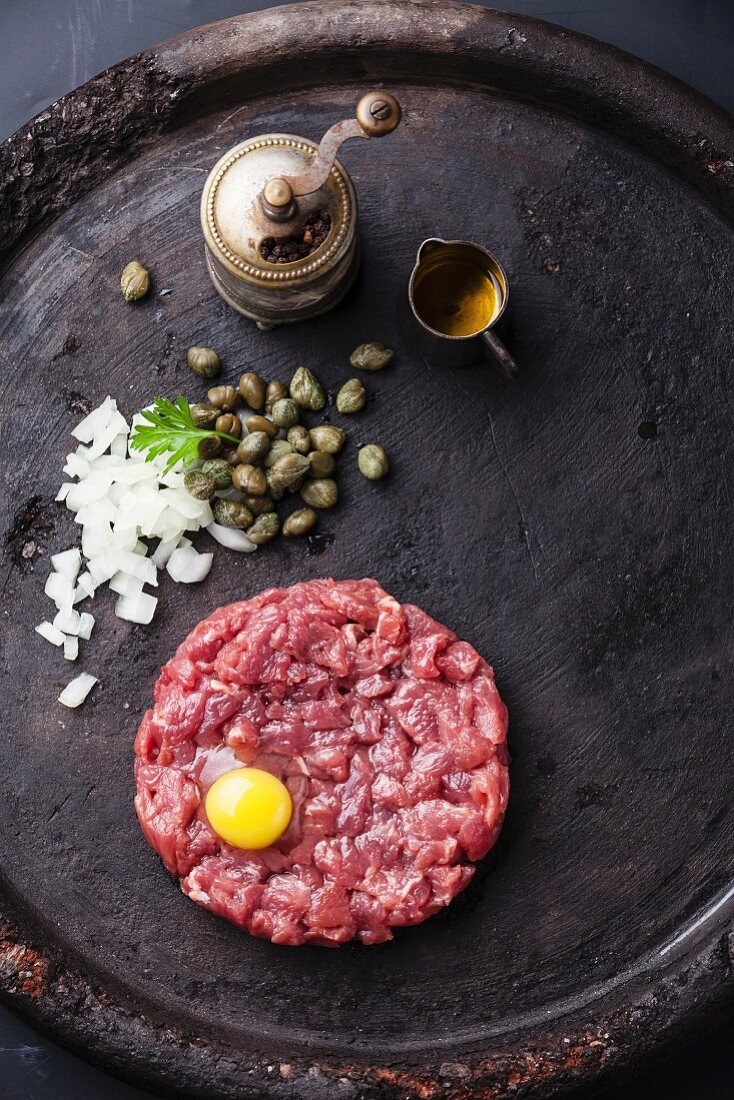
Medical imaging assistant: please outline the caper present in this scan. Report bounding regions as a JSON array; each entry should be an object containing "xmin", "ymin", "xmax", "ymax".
[
  {"xmin": 265, "ymin": 468, "xmax": 285, "ymax": 501},
  {"xmin": 215, "ymin": 413, "xmax": 242, "ymax": 439},
  {"xmin": 309, "ymin": 424, "xmax": 345, "ymax": 454},
  {"xmin": 301, "ymin": 478, "xmax": 338, "ymax": 509},
  {"xmin": 200, "ymin": 458, "xmax": 232, "ymax": 489},
  {"xmin": 246, "ymin": 512, "xmax": 280, "ymax": 546},
  {"xmin": 238, "ymin": 371, "xmax": 266, "ymax": 410},
  {"xmin": 198, "ymin": 436, "xmax": 222, "ymax": 460},
  {"xmin": 336, "ymin": 377, "xmax": 367, "ymax": 414},
  {"xmin": 287, "ymin": 425, "xmax": 311, "ymax": 455},
  {"xmin": 290, "ymin": 366, "xmax": 326, "ymax": 411},
  {"xmin": 358, "ymin": 443, "xmax": 389, "ymax": 480},
  {"xmin": 263, "ymin": 439, "xmax": 293, "ymax": 468},
  {"xmin": 207, "ymin": 384, "xmax": 238, "ymax": 411},
  {"xmin": 269, "ymin": 453, "xmax": 310, "ymax": 494},
  {"xmin": 212, "ymin": 498, "xmax": 253, "ymax": 529},
  {"xmin": 307, "ymin": 450, "xmax": 336, "ymax": 478},
  {"xmin": 350, "ymin": 342, "xmax": 393, "ymax": 371},
  {"xmin": 283, "ymin": 508, "xmax": 317, "ymax": 537},
  {"xmin": 187, "ymin": 346, "xmax": 221, "ymax": 379},
  {"xmin": 271, "ymin": 397, "xmax": 300, "ymax": 429},
  {"xmin": 245, "ymin": 414, "xmax": 278, "ymax": 439},
  {"xmin": 183, "ymin": 470, "xmax": 216, "ymax": 501},
  {"xmin": 190, "ymin": 402, "xmax": 220, "ymax": 429},
  {"xmin": 265, "ymin": 380, "xmax": 288, "ymax": 414},
  {"xmin": 243, "ymin": 494, "xmax": 276, "ymax": 516},
  {"xmin": 236, "ymin": 431, "xmax": 271, "ymax": 465},
  {"xmin": 232, "ymin": 463, "xmax": 267, "ymax": 495},
  {"xmin": 120, "ymin": 260, "xmax": 150, "ymax": 302}
]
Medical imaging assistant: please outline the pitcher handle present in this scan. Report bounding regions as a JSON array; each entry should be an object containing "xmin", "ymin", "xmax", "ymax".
[{"xmin": 481, "ymin": 329, "xmax": 519, "ymax": 379}]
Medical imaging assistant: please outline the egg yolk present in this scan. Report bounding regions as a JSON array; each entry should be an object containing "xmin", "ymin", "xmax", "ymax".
[{"xmin": 204, "ymin": 768, "xmax": 292, "ymax": 850}]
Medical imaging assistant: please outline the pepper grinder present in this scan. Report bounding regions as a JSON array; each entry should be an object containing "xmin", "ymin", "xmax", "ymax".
[{"xmin": 200, "ymin": 91, "xmax": 402, "ymax": 330}]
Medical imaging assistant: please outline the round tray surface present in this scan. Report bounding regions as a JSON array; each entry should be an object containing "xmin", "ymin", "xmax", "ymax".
[{"xmin": 0, "ymin": 2, "xmax": 732, "ymax": 1097}]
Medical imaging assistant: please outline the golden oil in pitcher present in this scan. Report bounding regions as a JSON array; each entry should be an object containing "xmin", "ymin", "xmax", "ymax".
[{"xmin": 413, "ymin": 256, "xmax": 501, "ymax": 337}]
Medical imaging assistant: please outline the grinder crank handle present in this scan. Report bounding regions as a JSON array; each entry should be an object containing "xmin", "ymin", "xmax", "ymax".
[{"xmin": 259, "ymin": 91, "xmax": 401, "ymax": 222}]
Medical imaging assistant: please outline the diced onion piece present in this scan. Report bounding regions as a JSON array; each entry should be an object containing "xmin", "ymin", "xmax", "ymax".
[
  {"xmin": 113, "ymin": 550, "xmax": 157, "ymax": 585},
  {"xmin": 75, "ymin": 499, "xmax": 118, "ymax": 527},
  {"xmin": 115, "ymin": 592, "xmax": 157, "ymax": 624},
  {"xmin": 45, "ymin": 571, "xmax": 74, "ymax": 609},
  {"xmin": 151, "ymin": 535, "xmax": 180, "ymax": 567},
  {"xmin": 86, "ymin": 409, "xmax": 130, "ymax": 460},
  {"xmin": 36, "ymin": 621, "xmax": 66, "ymax": 647},
  {"xmin": 59, "ymin": 672, "xmax": 98, "ymax": 708},
  {"xmin": 76, "ymin": 572, "xmax": 96, "ymax": 599},
  {"xmin": 63, "ymin": 452, "xmax": 91, "ymax": 479},
  {"xmin": 206, "ymin": 522, "xmax": 259, "ymax": 553},
  {"xmin": 109, "ymin": 432, "xmax": 129, "ymax": 457},
  {"xmin": 50, "ymin": 548, "xmax": 82, "ymax": 584},
  {"xmin": 81, "ymin": 521, "xmax": 114, "ymax": 560},
  {"xmin": 87, "ymin": 552, "xmax": 119, "ymax": 586},
  {"xmin": 77, "ymin": 612, "xmax": 95, "ymax": 640},
  {"xmin": 56, "ymin": 483, "xmax": 74, "ymax": 502},
  {"xmin": 63, "ymin": 635, "xmax": 79, "ymax": 661},
  {"xmin": 158, "ymin": 487, "xmax": 208, "ymax": 520},
  {"xmin": 111, "ymin": 524, "xmax": 140, "ymax": 552},
  {"xmin": 166, "ymin": 546, "xmax": 214, "ymax": 584},
  {"xmin": 53, "ymin": 608, "xmax": 82, "ymax": 635},
  {"xmin": 108, "ymin": 571, "xmax": 145, "ymax": 597},
  {"xmin": 71, "ymin": 397, "xmax": 115, "ymax": 443}
]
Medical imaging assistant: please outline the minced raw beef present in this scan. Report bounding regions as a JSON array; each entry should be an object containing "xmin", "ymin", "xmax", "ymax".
[{"xmin": 134, "ymin": 579, "xmax": 509, "ymax": 946}]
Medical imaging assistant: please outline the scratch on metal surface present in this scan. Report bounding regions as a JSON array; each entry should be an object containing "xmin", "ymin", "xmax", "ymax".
[
  {"xmin": 487, "ymin": 410, "xmax": 539, "ymax": 580},
  {"xmin": 47, "ymin": 791, "xmax": 74, "ymax": 822},
  {"xmin": 216, "ymin": 104, "xmax": 253, "ymax": 133}
]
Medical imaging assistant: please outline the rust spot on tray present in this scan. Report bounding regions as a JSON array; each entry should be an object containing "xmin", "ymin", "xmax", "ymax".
[
  {"xmin": 338, "ymin": 1030, "xmax": 611, "ymax": 1099},
  {"xmin": 0, "ymin": 930, "xmax": 48, "ymax": 999},
  {"xmin": 372, "ymin": 1067, "xmax": 440, "ymax": 1098}
]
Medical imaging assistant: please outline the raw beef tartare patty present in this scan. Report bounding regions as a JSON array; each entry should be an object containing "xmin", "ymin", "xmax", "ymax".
[{"xmin": 134, "ymin": 579, "xmax": 509, "ymax": 945}]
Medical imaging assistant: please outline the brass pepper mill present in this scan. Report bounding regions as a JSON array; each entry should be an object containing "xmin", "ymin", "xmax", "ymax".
[{"xmin": 200, "ymin": 91, "xmax": 402, "ymax": 330}]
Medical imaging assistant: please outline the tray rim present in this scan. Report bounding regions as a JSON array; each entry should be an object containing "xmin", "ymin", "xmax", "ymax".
[{"xmin": 1, "ymin": 2, "xmax": 733, "ymax": 1097}]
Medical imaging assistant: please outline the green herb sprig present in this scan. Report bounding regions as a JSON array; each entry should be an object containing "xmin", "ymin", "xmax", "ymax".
[{"xmin": 130, "ymin": 396, "xmax": 239, "ymax": 474}]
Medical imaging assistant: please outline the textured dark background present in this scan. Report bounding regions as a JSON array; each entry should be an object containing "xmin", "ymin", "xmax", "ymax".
[{"xmin": 0, "ymin": 1, "xmax": 732, "ymax": 1097}]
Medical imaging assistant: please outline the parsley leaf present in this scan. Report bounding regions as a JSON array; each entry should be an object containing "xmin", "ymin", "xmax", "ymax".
[{"xmin": 129, "ymin": 396, "xmax": 239, "ymax": 474}]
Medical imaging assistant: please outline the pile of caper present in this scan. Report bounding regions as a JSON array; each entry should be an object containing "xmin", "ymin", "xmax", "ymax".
[{"xmin": 184, "ymin": 348, "xmax": 391, "ymax": 548}]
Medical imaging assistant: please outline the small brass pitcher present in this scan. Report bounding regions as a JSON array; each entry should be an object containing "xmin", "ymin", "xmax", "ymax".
[{"xmin": 405, "ymin": 238, "xmax": 518, "ymax": 377}]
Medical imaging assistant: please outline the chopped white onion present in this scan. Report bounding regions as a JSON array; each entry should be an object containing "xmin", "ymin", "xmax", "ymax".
[
  {"xmin": 76, "ymin": 571, "xmax": 96, "ymax": 598},
  {"xmin": 151, "ymin": 535, "xmax": 181, "ymax": 567},
  {"xmin": 113, "ymin": 550, "xmax": 157, "ymax": 585},
  {"xmin": 53, "ymin": 608, "xmax": 82, "ymax": 635},
  {"xmin": 206, "ymin": 523, "xmax": 259, "ymax": 552},
  {"xmin": 63, "ymin": 452, "xmax": 91, "ymax": 479},
  {"xmin": 86, "ymin": 552, "xmax": 119, "ymax": 586},
  {"xmin": 42, "ymin": 395, "xmax": 254, "ymax": 702},
  {"xmin": 115, "ymin": 592, "xmax": 157, "ymax": 624},
  {"xmin": 166, "ymin": 546, "xmax": 214, "ymax": 584},
  {"xmin": 58, "ymin": 673, "xmax": 98, "ymax": 708},
  {"xmin": 36, "ymin": 621, "xmax": 65, "ymax": 647},
  {"xmin": 77, "ymin": 612, "xmax": 95, "ymax": 641},
  {"xmin": 109, "ymin": 433, "xmax": 129, "ymax": 457},
  {"xmin": 45, "ymin": 571, "xmax": 74, "ymax": 608},
  {"xmin": 71, "ymin": 397, "xmax": 115, "ymax": 443},
  {"xmin": 50, "ymin": 547, "xmax": 82, "ymax": 583},
  {"xmin": 109, "ymin": 571, "xmax": 145, "ymax": 597}
]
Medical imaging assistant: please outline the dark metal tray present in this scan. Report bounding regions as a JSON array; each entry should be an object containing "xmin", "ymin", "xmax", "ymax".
[{"xmin": 1, "ymin": 2, "xmax": 733, "ymax": 1097}]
